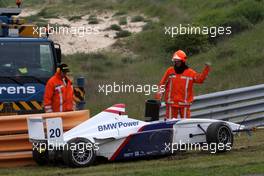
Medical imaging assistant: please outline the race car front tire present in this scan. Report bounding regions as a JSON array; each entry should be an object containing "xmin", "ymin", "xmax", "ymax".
[
  {"xmin": 32, "ymin": 142, "xmax": 49, "ymax": 165},
  {"xmin": 206, "ymin": 122, "xmax": 234, "ymax": 153},
  {"xmin": 63, "ymin": 138, "xmax": 96, "ymax": 167}
]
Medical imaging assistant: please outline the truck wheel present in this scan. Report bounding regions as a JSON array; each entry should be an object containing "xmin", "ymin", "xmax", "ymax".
[
  {"xmin": 63, "ymin": 138, "xmax": 96, "ymax": 167},
  {"xmin": 32, "ymin": 142, "xmax": 49, "ymax": 165},
  {"xmin": 206, "ymin": 122, "xmax": 233, "ymax": 153}
]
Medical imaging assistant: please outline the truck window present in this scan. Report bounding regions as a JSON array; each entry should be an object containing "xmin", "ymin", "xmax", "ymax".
[
  {"xmin": 40, "ymin": 44, "xmax": 54, "ymax": 74},
  {"xmin": 0, "ymin": 41, "xmax": 55, "ymax": 78}
]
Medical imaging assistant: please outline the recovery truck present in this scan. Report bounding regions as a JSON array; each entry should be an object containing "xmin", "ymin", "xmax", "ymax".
[{"xmin": 0, "ymin": 8, "xmax": 83, "ymax": 115}]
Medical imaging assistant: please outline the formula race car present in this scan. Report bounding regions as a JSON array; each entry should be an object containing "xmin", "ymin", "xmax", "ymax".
[{"xmin": 27, "ymin": 104, "xmax": 245, "ymax": 167}]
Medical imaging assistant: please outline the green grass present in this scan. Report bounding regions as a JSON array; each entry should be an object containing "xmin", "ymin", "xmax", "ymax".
[
  {"xmin": 190, "ymin": 20, "xmax": 264, "ymax": 93},
  {"xmin": 68, "ymin": 15, "xmax": 82, "ymax": 22},
  {"xmin": 131, "ymin": 15, "xmax": 145, "ymax": 22},
  {"xmin": 0, "ymin": 131, "xmax": 263, "ymax": 176},
  {"xmin": 63, "ymin": 51, "xmax": 152, "ymax": 117},
  {"xmin": 109, "ymin": 24, "xmax": 122, "ymax": 31},
  {"xmin": 119, "ymin": 17, "xmax": 128, "ymax": 25},
  {"xmin": 115, "ymin": 30, "xmax": 131, "ymax": 38},
  {"xmin": 113, "ymin": 11, "xmax": 127, "ymax": 17},
  {"xmin": 88, "ymin": 15, "xmax": 99, "ymax": 24}
]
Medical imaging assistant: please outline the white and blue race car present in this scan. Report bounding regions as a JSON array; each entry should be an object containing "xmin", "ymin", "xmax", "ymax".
[{"xmin": 27, "ymin": 104, "xmax": 245, "ymax": 167}]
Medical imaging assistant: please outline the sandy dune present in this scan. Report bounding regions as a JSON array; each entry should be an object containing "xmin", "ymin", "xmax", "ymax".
[{"xmin": 20, "ymin": 9, "xmax": 146, "ymax": 55}]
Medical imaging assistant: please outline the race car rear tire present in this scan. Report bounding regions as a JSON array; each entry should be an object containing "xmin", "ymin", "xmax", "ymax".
[
  {"xmin": 32, "ymin": 142, "xmax": 49, "ymax": 165},
  {"xmin": 206, "ymin": 122, "xmax": 233, "ymax": 153},
  {"xmin": 63, "ymin": 138, "xmax": 96, "ymax": 167}
]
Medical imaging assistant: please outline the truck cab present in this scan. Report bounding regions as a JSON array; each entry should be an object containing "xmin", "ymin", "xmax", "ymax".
[{"xmin": 0, "ymin": 8, "xmax": 62, "ymax": 115}]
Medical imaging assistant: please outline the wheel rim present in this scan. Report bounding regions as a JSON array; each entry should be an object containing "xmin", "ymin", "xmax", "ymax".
[
  {"xmin": 71, "ymin": 142, "xmax": 93, "ymax": 165},
  {"xmin": 217, "ymin": 126, "xmax": 231, "ymax": 144}
]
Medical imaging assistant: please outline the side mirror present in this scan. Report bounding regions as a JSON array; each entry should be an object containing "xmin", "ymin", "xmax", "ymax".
[{"xmin": 54, "ymin": 43, "xmax": 61, "ymax": 63}]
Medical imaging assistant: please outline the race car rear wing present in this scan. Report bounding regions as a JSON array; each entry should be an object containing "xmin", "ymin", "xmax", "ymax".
[{"xmin": 27, "ymin": 117, "xmax": 64, "ymax": 144}]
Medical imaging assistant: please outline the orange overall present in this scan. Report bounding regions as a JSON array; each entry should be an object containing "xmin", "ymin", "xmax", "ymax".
[
  {"xmin": 44, "ymin": 72, "xmax": 74, "ymax": 112},
  {"xmin": 157, "ymin": 66, "xmax": 210, "ymax": 119}
]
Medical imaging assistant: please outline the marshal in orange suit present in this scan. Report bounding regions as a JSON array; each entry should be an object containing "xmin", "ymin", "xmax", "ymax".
[
  {"xmin": 44, "ymin": 63, "xmax": 74, "ymax": 113},
  {"xmin": 156, "ymin": 50, "xmax": 211, "ymax": 119}
]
